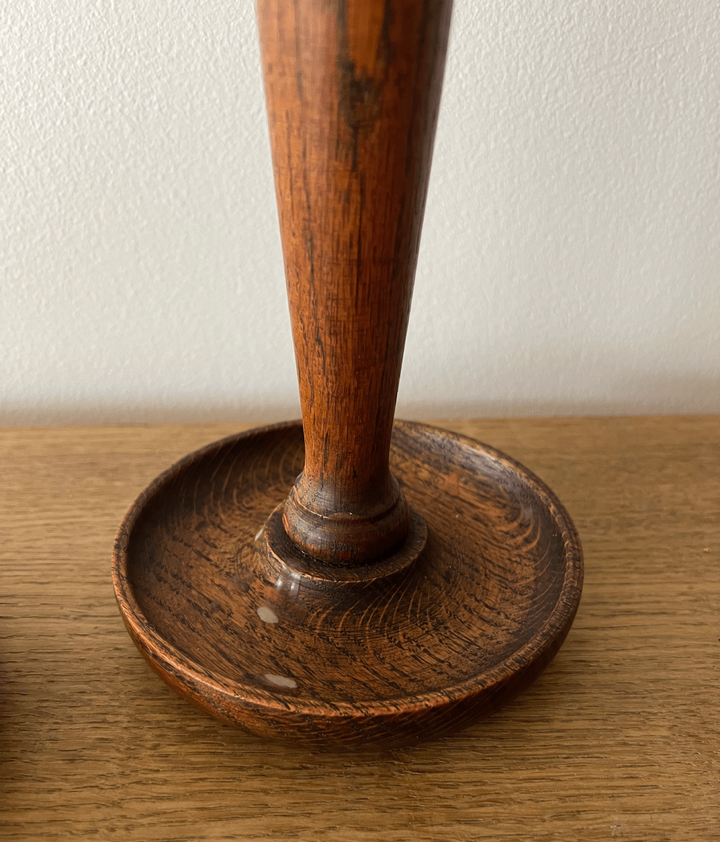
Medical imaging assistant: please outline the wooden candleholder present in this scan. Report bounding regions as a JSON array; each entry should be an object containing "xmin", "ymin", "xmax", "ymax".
[{"xmin": 112, "ymin": 0, "xmax": 583, "ymax": 748}]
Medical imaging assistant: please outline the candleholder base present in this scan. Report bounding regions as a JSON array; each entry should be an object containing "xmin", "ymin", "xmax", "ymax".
[{"xmin": 112, "ymin": 421, "xmax": 582, "ymax": 748}]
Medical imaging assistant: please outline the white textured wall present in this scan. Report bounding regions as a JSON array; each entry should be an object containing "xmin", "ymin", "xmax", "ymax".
[{"xmin": 3, "ymin": 1, "xmax": 719, "ymax": 425}]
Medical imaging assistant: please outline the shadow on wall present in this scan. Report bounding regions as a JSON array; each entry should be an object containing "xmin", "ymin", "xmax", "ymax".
[
  {"xmin": 398, "ymin": 372, "xmax": 720, "ymax": 421},
  {"xmin": 2, "ymin": 373, "xmax": 718, "ymax": 426}
]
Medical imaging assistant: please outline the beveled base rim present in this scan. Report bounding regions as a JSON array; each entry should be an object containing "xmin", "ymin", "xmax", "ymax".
[
  {"xmin": 281, "ymin": 475, "xmax": 412, "ymax": 563},
  {"xmin": 112, "ymin": 420, "xmax": 583, "ymax": 748},
  {"xmin": 264, "ymin": 503, "xmax": 428, "ymax": 583}
]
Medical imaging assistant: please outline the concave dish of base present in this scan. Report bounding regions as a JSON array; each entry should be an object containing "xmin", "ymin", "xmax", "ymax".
[{"xmin": 112, "ymin": 421, "xmax": 583, "ymax": 748}]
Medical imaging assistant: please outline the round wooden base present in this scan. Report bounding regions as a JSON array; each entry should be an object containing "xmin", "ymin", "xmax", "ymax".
[{"xmin": 112, "ymin": 421, "xmax": 583, "ymax": 748}]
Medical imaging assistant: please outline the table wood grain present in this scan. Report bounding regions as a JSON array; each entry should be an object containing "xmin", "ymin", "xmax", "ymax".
[{"xmin": 1, "ymin": 417, "xmax": 718, "ymax": 840}]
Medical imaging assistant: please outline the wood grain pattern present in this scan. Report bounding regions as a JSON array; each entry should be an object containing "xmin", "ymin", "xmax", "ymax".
[
  {"xmin": 107, "ymin": 0, "xmax": 581, "ymax": 748},
  {"xmin": 258, "ymin": 0, "xmax": 452, "ymax": 561},
  {"xmin": 111, "ymin": 421, "xmax": 581, "ymax": 747},
  {"xmin": 2, "ymin": 417, "xmax": 719, "ymax": 839}
]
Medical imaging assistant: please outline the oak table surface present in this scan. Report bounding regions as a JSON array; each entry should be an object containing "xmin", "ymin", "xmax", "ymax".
[{"xmin": 1, "ymin": 416, "xmax": 718, "ymax": 841}]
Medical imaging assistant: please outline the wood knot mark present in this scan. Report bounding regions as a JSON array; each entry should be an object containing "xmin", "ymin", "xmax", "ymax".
[{"xmin": 336, "ymin": 0, "xmax": 395, "ymax": 170}]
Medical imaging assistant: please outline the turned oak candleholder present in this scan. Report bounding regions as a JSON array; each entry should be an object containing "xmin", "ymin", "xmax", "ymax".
[{"xmin": 112, "ymin": 0, "xmax": 583, "ymax": 748}]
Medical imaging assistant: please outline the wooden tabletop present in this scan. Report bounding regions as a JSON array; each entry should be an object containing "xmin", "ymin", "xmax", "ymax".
[{"xmin": 1, "ymin": 417, "xmax": 718, "ymax": 840}]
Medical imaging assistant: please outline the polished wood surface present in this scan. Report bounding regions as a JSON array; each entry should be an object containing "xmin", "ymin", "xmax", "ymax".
[
  {"xmin": 1, "ymin": 417, "xmax": 718, "ymax": 839},
  {"xmin": 258, "ymin": 0, "xmax": 452, "ymax": 561},
  {"xmin": 112, "ymin": 421, "xmax": 581, "ymax": 746},
  {"xmin": 108, "ymin": 0, "xmax": 581, "ymax": 746}
]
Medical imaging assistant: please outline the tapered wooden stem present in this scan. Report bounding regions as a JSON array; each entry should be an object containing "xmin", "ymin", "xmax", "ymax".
[{"xmin": 257, "ymin": 0, "xmax": 452, "ymax": 562}]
